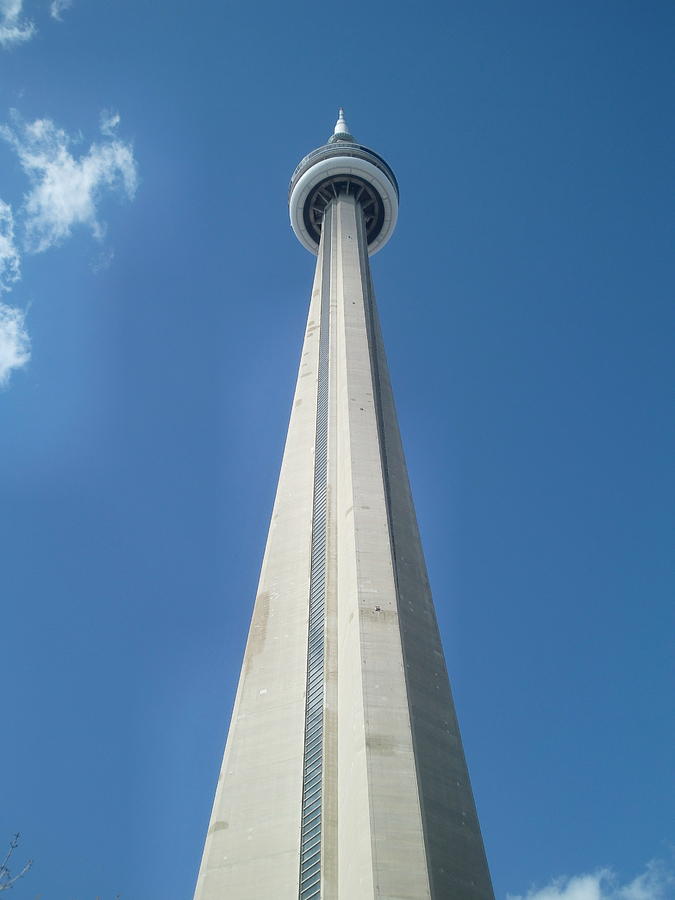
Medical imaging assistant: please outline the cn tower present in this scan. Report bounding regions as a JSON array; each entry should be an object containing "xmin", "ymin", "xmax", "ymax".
[{"xmin": 194, "ymin": 111, "xmax": 494, "ymax": 900}]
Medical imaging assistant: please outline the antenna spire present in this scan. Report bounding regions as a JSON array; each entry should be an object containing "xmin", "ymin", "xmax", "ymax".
[
  {"xmin": 335, "ymin": 108, "xmax": 349, "ymax": 134},
  {"xmin": 329, "ymin": 107, "xmax": 355, "ymax": 143}
]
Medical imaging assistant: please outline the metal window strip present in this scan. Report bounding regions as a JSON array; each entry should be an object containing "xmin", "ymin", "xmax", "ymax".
[{"xmin": 298, "ymin": 203, "xmax": 332, "ymax": 899}]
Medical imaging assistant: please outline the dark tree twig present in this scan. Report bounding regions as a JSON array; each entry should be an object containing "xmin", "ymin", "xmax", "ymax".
[{"xmin": 0, "ymin": 833, "xmax": 32, "ymax": 891}]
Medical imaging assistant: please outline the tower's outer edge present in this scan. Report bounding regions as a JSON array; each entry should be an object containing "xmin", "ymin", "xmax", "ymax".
[
  {"xmin": 193, "ymin": 242, "xmax": 326, "ymax": 899},
  {"xmin": 362, "ymin": 220, "xmax": 495, "ymax": 899}
]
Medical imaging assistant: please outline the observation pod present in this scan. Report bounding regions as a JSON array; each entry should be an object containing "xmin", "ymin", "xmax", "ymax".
[{"xmin": 289, "ymin": 108, "xmax": 399, "ymax": 255}]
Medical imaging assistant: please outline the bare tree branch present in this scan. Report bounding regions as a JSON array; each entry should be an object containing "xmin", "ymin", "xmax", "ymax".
[{"xmin": 0, "ymin": 833, "xmax": 32, "ymax": 892}]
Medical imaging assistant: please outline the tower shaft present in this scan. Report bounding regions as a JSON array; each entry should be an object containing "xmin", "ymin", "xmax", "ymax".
[{"xmin": 195, "ymin": 192, "xmax": 493, "ymax": 899}]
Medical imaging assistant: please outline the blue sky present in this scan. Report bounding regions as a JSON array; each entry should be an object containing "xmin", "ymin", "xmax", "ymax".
[{"xmin": 1, "ymin": 2, "xmax": 673, "ymax": 898}]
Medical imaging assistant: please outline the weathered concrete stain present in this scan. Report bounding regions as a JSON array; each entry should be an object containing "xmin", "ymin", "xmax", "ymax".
[{"xmin": 245, "ymin": 590, "xmax": 270, "ymax": 670}]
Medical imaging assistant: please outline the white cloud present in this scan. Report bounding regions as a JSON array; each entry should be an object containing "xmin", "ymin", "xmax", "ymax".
[
  {"xmin": 0, "ymin": 300, "xmax": 30, "ymax": 385},
  {"xmin": 508, "ymin": 859, "xmax": 675, "ymax": 900},
  {"xmin": 1, "ymin": 111, "xmax": 138, "ymax": 253},
  {"xmin": 0, "ymin": 109, "xmax": 138, "ymax": 387},
  {"xmin": 0, "ymin": 0, "xmax": 35, "ymax": 47},
  {"xmin": 0, "ymin": 199, "xmax": 20, "ymax": 291},
  {"xmin": 617, "ymin": 859, "xmax": 675, "ymax": 900},
  {"xmin": 50, "ymin": 0, "xmax": 72, "ymax": 21},
  {"xmin": 509, "ymin": 870, "xmax": 610, "ymax": 900}
]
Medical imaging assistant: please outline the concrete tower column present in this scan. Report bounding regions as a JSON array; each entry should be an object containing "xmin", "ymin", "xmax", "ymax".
[{"xmin": 194, "ymin": 112, "xmax": 494, "ymax": 900}]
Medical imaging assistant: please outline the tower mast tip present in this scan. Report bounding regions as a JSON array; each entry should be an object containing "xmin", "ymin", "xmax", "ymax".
[{"xmin": 334, "ymin": 107, "xmax": 349, "ymax": 135}]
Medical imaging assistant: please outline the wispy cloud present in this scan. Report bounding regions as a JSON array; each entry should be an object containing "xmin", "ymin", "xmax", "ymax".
[
  {"xmin": 0, "ymin": 0, "xmax": 35, "ymax": 47},
  {"xmin": 0, "ymin": 196, "xmax": 28, "ymax": 384},
  {"xmin": 0, "ymin": 300, "xmax": 30, "ymax": 386},
  {"xmin": 49, "ymin": 0, "xmax": 73, "ymax": 21},
  {"xmin": 508, "ymin": 859, "xmax": 675, "ymax": 900},
  {"xmin": 1, "ymin": 111, "xmax": 138, "ymax": 253},
  {"xmin": 99, "ymin": 109, "xmax": 121, "ymax": 137},
  {"xmin": 90, "ymin": 246, "xmax": 115, "ymax": 273},
  {"xmin": 0, "ymin": 199, "xmax": 21, "ymax": 291}
]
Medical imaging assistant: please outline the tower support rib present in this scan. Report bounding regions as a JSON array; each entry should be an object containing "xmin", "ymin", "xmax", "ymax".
[
  {"xmin": 298, "ymin": 202, "xmax": 332, "ymax": 900},
  {"xmin": 193, "ymin": 221, "xmax": 324, "ymax": 900}
]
